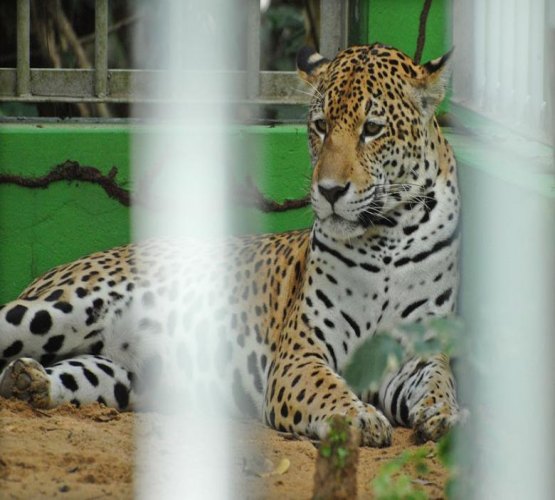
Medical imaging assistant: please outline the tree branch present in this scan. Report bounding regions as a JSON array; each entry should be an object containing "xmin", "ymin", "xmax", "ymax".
[
  {"xmin": 31, "ymin": 0, "xmax": 91, "ymax": 118},
  {"xmin": 50, "ymin": 0, "xmax": 111, "ymax": 118},
  {"xmin": 235, "ymin": 176, "xmax": 310, "ymax": 213},
  {"xmin": 0, "ymin": 161, "xmax": 310, "ymax": 214},
  {"xmin": 414, "ymin": 0, "xmax": 433, "ymax": 64},
  {"xmin": 0, "ymin": 161, "xmax": 130, "ymax": 206}
]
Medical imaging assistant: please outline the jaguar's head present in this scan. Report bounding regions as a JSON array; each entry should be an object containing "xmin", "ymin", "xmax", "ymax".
[{"xmin": 297, "ymin": 44, "xmax": 451, "ymax": 240}]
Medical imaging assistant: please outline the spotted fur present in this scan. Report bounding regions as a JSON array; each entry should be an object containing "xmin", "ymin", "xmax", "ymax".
[{"xmin": 0, "ymin": 44, "xmax": 462, "ymax": 446}]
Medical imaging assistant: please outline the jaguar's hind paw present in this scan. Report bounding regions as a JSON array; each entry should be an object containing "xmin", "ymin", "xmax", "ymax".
[{"xmin": 0, "ymin": 358, "xmax": 52, "ymax": 409}]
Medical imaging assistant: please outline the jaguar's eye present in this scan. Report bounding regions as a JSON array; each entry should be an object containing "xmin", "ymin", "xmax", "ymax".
[
  {"xmin": 362, "ymin": 121, "xmax": 384, "ymax": 140},
  {"xmin": 313, "ymin": 118, "xmax": 327, "ymax": 136}
]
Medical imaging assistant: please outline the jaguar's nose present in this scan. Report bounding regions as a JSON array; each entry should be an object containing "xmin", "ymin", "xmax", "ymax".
[{"xmin": 318, "ymin": 182, "xmax": 350, "ymax": 206}]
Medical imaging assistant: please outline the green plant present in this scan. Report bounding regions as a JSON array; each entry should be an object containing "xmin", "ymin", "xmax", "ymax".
[
  {"xmin": 372, "ymin": 447, "xmax": 432, "ymax": 500},
  {"xmin": 344, "ymin": 316, "xmax": 464, "ymax": 393},
  {"xmin": 436, "ymin": 431, "xmax": 456, "ymax": 498},
  {"xmin": 319, "ymin": 417, "xmax": 351, "ymax": 469},
  {"xmin": 261, "ymin": 3, "xmax": 305, "ymax": 71}
]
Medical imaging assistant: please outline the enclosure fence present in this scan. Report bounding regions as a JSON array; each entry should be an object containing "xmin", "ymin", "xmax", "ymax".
[{"xmin": 0, "ymin": 0, "xmax": 354, "ymax": 106}]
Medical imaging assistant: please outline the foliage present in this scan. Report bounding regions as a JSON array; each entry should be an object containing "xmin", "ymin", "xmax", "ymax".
[
  {"xmin": 326, "ymin": 315, "xmax": 466, "ymax": 499},
  {"xmin": 372, "ymin": 447, "xmax": 433, "ymax": 500},
  {"xmin": 344, "ymin": 333, "xmax": 404, "ymax": 393},
  {"xmin": 261, "ymin": 3, "xmax": 306, "ymax": 71},
  {"xmin": 344, "ymin": 316, "xmax": 464, "ymax": 393},
  {"xmin": 436, "ymin": 429, "xmax": 454, "ymax": 468},
  {"xmin": 345, "ymin": 317, "xmax": 466, "ymax": 498},
  {"xmin": 436, "ymin": 431, "xmax": 457, "ymax": 498},
  {"xmin": 0, "ymin": 103, "xmax": 38, "ymax": 117},
  {"xmin": 371, "ymin": 430, "xmax": 467, "ymax": 499},
  {"xmin": 319, "ymin": 416, "xmax": 351, "ymax": 470},
  {"xmin": 436, "ymin": 427, "xmax": 476, "ymax": 499}
]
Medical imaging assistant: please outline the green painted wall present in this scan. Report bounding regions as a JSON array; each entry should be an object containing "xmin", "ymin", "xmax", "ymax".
[
  {"xmin": 0, "ymin": 125, "xmax": 132, "ymax": 303},
  {"xmin": 0, "ymin": 124, "xmax": 313, "ymax": 303},
  {"xmin": 367, "ymin": 0, "xmax": 451, "ymax": 113},
  {"xmin": 367, "ymin": 0, "xmax": 451, "ymax": 61},
  {"xmin": 230, "ymin": 125, "xmax": 312, "ymax": 235}
]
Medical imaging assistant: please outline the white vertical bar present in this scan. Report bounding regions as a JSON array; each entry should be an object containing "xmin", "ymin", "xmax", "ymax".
[
  {"xmin": 456, "ymin": 0, "xmax": 548, "ymax": 138},
  {"xmin": 513, "ymin": 0, "xmax": 529, "ymax": 127},
  {"xmin": 527, "ymin": 0, "xmax": 546, "ymax": 130},
  {"xmin": 454, "ymin": 2, "xmax": 555, "ymax": 499},
  {"xmin": 498, "ymin": 0, "xmax": 513, "ymax": 116},
  {"xmin": 468, "ymin": 174, "xmax": 554, "ymax": 500},
  {"xmin": 484, "ymin": 0, "xmax": 498, "ymax": 115},
  {"xmin": 547, "ymin": 0, "xmax": 555, "ymax": 139},
  {"xmin": 473, "ymin": 0, "xmax": 487, "ymax": 109},
  {"xmin": 132, "ymin": 1, "xmax": 238, "ymax": 498}
]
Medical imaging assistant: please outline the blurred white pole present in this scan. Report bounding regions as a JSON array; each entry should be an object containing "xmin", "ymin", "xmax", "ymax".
[
  {"xmin": 132, "ymin": 1, "xmax": 238, "ymax": 498},
  {"xmin": 453, "ymin": 1, "xmax": 555, "ymax": 498},
  {"xmin": 461, "ymin": 173, "xmax": 554, "ymax": 499},
  {"xmin": 452, "ymin": 0, "xmax": 549, "ymax": 142}
]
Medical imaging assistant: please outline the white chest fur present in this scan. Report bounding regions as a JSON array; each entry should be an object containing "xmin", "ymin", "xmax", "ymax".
[{"xmin": 302, "ymin": 177, "xmax": 460, "ymax": 371}]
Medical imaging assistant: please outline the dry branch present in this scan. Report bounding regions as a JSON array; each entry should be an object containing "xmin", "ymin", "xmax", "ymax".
[
  {"xmin": 414, "ymin": 0, "xmax": 433, "ymax": 64},
  {"xmin": 0, "ymin": 161, "xmax": 130, "ymax": 206},
  {"xmin": 79, "ymin": 12, "xmax": 143, "ymax": 46},
  {"xmin": 49, "ymin": 0, "xmax": 111, "ymax": 118},
  {"xmin": 31, "ymin": 1, "xmax": 91, "ymax": 118},
  {"xmin": 0, "ymin": 161, "xmax": 310, "ymax": 214},
  {"xmin": 235, "ymin": 176, "xmax": 310, "ymax": 213}
]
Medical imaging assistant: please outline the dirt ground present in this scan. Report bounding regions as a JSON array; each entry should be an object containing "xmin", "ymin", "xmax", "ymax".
[{"xmin": 0, "ymin": 397, "xmax": 448, "ymax": 499}]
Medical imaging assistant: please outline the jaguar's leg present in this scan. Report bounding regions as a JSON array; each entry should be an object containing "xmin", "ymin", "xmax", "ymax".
[
  {"xmin": 0, "ymin": 354, "xmax": 137, "ymax": 411},
  {"xmin": 265, "ymin": 349, "xmax": 392, "ymax": 447},
  {"xmin": 378, "ymin": 353, "xmax": 461, "ymax": 442},
  {"xmin": 0, "ymin": 298, "xmax": 111, "ymax": 374}
]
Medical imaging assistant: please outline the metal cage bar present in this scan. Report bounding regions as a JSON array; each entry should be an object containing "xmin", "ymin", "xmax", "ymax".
[
  {"xmin": 320, "ymin": 0, "xmax": 349, "ymax": 59},
  {"xmin": 95, "ymin": 0, "xmax": 109, "ymax": 98},
  {"xmin": 16, "ymin": 0, "xmax": 30, "ymax": 97},
  {"xmin": 0, "ymin": 68, "xmax": 310, "ymax": 104},
  {"xmin": 1, "ymin": 0, "xmax": 350, "ymax": 106}
]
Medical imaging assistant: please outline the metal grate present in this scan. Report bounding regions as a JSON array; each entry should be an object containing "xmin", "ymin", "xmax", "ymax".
[{"xmin": 0, "ymin": 0, "xmax": 351, "ymax": 106}]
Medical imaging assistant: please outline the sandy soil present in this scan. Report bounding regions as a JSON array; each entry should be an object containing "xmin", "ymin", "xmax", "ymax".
[{"xmin": 0, "ymin": 397, "xmax": 448, "ymax": 499}]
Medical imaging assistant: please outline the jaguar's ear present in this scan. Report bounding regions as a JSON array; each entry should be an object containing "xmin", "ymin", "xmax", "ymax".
[
  {"xmin": 411, "ymin": 49, "xmax": 453, "ymax": 120},
  {"xmin": 297, "ymin": 46, "xmax": 330, "ymax": 85}
]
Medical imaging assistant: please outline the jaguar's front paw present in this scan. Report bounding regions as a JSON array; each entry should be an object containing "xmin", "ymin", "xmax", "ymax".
[
  {"xmin": 0, "ymin": 358, "xmax": 52, "ymax": 409},
  {"xmin": 312, "ymin": 404, "xmax": 392, "ymax": 448},
  {"xmin": 353, "ymin": 404, "xmax": 392, "ymax": 447},
  {"xmin": 411, "ymin": 401, "xmax": 464, "ymax": 443}
]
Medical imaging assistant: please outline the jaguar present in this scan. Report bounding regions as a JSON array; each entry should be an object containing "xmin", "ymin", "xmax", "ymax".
[{"xmin": 0, "ymin": 43, "xmax": 461, "ymax": 446}]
